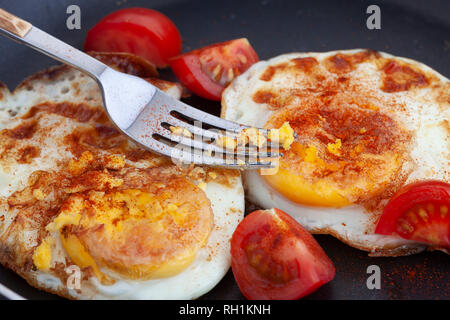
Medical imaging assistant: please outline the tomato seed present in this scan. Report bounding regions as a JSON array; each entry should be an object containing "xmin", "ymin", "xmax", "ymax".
[
  {"xmin": 397, "ymin": 218, "xmax": 414, "ymax": 233},
  {"xmin": 237, "ymin": 53, "xmax": 247, "ymax": 64},
  {"xmin": 405, "ymin": 210, "xmax": 418, "ymax": 224},
  {"xmin": 418, "ymin": 208, "xmax": 428, "ymax": 221},
  {"xmin": 212, "ymin": 64, "xmax": 222, "ymax": 80},
  {"xmin": 227, "ymin": 68, "xmax": 234, "ymax": 81},
  {"xmin": 440, "ymin": 205, "xmax": 448, "ymax": 217}
]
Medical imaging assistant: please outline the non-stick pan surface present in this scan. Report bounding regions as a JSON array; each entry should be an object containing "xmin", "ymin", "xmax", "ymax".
[{"xmin": 0, "ymin": 0, "xmax": 448, "ymax": 300}]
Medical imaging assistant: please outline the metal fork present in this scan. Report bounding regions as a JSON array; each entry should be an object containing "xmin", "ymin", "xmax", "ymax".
[{"xmin": 0, "ymin": 8, "xmax": 281, "ymax": 168}]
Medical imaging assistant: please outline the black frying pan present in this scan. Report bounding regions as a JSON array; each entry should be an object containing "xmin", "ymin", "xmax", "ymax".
[{"xmin": 0, "ymin": 0, "xmax": 448, "ymax": 300}]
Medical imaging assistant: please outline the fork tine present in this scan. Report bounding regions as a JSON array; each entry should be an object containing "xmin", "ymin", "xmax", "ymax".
[
  {"xmin": 166, "ymin": 115, "xmax": 282, "ymax": 148},
  {"xmin": 170, "ymin": 147, "xmax": 278, "ymax": 169},
  {"xmin": 123, "ymin": 89, "xmax": 282, "ymax": 168},
  {"xmin": 156, "ymin": 127, "xmax": 283, "ymax": 158},
  {"xmin": 164, "ymin": 115, "xmax": 222, "ymax": 140},
  {"xmin": 146, "ymin": 89, "xmax": 280, "ymax": 142},
  {"xmin": 164, "ymin": 115, "xmax": 279, "ymax": 149},
  {"xmin": 131, "ymin": 134, "xmax": 278, "ymax": 169},
  {"xmin": 164, "ymin": 115, "xmax": 282, "ymax": 155}
]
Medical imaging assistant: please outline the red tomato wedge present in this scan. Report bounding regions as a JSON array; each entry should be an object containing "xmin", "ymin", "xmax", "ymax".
[
  {"xmin": 375, "ymin": 180, "xmax": 450, "ymax": 249},
  {"xmin": 169, "ymin": 38, "xmax": 258, "ymax": 100},
  {"xmin": 230, "ymin": 209, "xmax": 335, "ymax": 300},
  {"xmin": 84, "ymin": 8, "xmax": 181, "ymax": 67}
]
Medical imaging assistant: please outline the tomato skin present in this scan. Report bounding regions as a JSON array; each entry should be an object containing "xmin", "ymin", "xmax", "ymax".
[
  {"xmin": 231, "ymin": 209, "xmax": 335, "ymax": 300},
  {"xmin": 169, "ymin": 38, "xmax": 259, "ymax": 101},
  {"xmin": 84, "ymin": 8, "xmax": 181, "ymax": 67},
  {"xmin": 375, "ymin": 181, "xmax": 450, "ymax": 248}
]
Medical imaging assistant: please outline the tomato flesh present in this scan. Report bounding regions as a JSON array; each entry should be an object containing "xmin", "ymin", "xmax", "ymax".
[
  {"xmin": 84, "ymin": 8, "xmax": 181, "ymax": 67},
  {"xmin": 169, "ymin": 38, "xmax": 258, "ymax": 100},
  {"xmin": 375, "ymin": 180, "xmax": 450, "ymax": 248},
  {"xmin": 231, "ymin": 209, "xmax": 335, "ymax": 300}
]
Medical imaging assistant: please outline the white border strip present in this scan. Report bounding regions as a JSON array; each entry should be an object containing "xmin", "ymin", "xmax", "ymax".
[{"xmin": 0, "ymin": 282, "xmax": 26, "ymax": 300}]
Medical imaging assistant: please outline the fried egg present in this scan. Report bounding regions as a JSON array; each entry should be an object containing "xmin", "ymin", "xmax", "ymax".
[
  {"xmin": 0, "ymin": 53, "xmax": 244, "ymax": 299},
  {"xmin": 222, "ymin": 49, "xmax": 449, "ymax": 256}
]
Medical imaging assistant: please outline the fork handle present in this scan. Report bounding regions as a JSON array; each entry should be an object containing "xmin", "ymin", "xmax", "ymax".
[
  {"xmin": 0, "ymin": 8, "xmax": 32, "ymax": 37},
  {"xmin": 0, "ymin": 8, "xmax": 107, "ymax": 81}
]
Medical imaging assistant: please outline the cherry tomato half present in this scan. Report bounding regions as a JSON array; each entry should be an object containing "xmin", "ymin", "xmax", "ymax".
[
  {"xmin": 230, "ymin": 209, "xmax": 335, "ymax": 300},
  {"xmin": 375, "ymin": 180, "xmax": 450, "ymax": 249},
  {"xmin": 84, "ymin": 8, "xmax": 182, "ymax": 67},
  {"xmin": 169, "ymin": 38, "xmax": 258, "ymax": 101}
]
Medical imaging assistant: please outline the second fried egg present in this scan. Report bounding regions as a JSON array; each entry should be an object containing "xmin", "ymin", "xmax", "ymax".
[{"xmin": 222, "ymin": 49, "xmax": 449, "ymax": 256}]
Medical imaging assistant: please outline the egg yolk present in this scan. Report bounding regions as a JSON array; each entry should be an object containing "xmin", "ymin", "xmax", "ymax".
[
  {"xmin": 268, "ymin": 122, "xmax": 295, "ymax": 150},
  {"xmin": 262, "ymin": 104, "xmax": 409, "ymax": 207},
  {"xmin": 60, "ymin": 232, "xmax": 115, "ymax": 285},
  {"xmin": 32, "ymin": 236, "xmax": 54, "ymax": 272},
  {"xmin": 46, "ymin": 179, "xmax": 213, "ymax": 282},
  {"xmin": 263, "ymin": 142, "xmax": 351, "ymax": 207}
]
